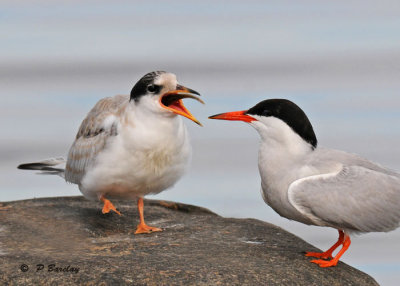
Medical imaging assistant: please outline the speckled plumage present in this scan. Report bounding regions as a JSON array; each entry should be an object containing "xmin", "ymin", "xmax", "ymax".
[
  {"xmin": 19, "ymin": 72, "xmax": 197, "ymax": 204},
  {"xmin": 65, "ymin": 95, "xmax": 127, "ymax": 184}
]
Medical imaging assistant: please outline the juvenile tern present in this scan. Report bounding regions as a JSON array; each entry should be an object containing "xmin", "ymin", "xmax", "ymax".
[
  {"xmin": 209, "ymin": 99, "xmax": 400, "ymax": 267},
  {"xmin": 18, "ymin": 71, "xmax": 204, "ymax": 234}
]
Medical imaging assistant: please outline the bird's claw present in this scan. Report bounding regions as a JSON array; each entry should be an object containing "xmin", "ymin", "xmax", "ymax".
[
  {"xmin": 305, "ymin": 251, "xmax": 333, "ymax": 259},
  {"xmin": 101, "ymin": 198, "xmax": 121, "ymax": 216},
  {"xmin": 134, "ymin": 224, "xmax": 162, "ymax": 234},
  {"xmin": 310, "ymin": 259, "xmax": 338, "ymax": 267}
]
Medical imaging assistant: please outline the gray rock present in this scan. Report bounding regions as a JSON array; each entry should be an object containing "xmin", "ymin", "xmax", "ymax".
[{"xmin": 0, "ymin": 197, "xmax": 378, "ymax": 285}]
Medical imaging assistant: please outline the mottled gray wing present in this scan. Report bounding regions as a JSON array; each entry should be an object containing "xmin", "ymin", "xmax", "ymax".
[
  {"xmin": 65, "ymin": 95, "xmax": 129, "ymax": 184},
  {"xmin": 288, "ymin": 165, "xmax": 400, "ymax": 233}
]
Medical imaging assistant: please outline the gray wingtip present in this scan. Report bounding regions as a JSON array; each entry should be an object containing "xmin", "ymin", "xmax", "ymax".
[
  {"xmin": 18, "ymin": 163, "xmax": 49, "ymax": 170},
  {"xmin": 17, "ymin": 157, "xmax": 66, "ymax": 171}
]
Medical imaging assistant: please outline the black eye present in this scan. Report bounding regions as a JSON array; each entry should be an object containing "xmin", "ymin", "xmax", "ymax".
[
  {"xmin": 262, "ymin": 109, "xmax": 272, "ymax": 117},
  {"xmin": 147, "ymin": 84, "xmax": 157, "ymax": 93}
]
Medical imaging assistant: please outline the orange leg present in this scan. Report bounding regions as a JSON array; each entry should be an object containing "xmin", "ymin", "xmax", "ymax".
[
  {"xmin": 310, "ymin": 232, "xmax": 351, "ymax": 267},
  {"xmin": 134, "ymin": 197, "xmax": 162, "ymax": 234},
  {"xmin": 100, "ymin": 196, "xmax": 121, "ymax": 216},
  {"xmin": 305, "ymin": 230, "xmax": 345, "ymax": 259}
]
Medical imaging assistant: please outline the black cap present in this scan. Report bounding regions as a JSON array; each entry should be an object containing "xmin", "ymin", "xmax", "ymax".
[
  {"xmin": 247, "ymin": 99, "xmax": 317, "ymax": 148},
  {"xmin": 130, "ymin": 71, "xmax": 166, "ymax": 101}
]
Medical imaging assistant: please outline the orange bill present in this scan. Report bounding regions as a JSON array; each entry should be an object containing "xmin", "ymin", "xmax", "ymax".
[
  {"xmin": 208, "ymin": 110, "xmax": 256, "ymax": 123},
  {"xmin": 159, "ymin": 85, "xmax": 204, "ymax": 126}
]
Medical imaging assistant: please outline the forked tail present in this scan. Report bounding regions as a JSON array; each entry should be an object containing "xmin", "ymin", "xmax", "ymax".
[{"xmin": 18, "ymin": 157, "xmax": 66, "ymax": 178}]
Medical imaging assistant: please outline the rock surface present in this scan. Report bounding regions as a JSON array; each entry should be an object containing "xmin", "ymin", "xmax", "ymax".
[{"xmin": 0, "ymin": 197, "xmax": 378, "ymax": 285}]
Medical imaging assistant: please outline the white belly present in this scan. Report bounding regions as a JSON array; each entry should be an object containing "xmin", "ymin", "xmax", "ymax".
[{"xmin": 79, "ymin": 120, "xmax": 191, "ymax": 200}]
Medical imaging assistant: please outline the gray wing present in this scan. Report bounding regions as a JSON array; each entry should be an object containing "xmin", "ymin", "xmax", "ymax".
[
  {"xmin": 65, "ymin": 95, "xmax": 128, "ymax": 184},
  {"xmin": 288, "ymin": 165, "xmax": 400, "ymax": 233}
]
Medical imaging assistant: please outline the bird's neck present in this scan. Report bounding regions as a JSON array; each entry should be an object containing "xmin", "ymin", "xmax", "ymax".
[
  {"xmin": 259, "ymin": 139, "xmax": 312, "ymax": 176},
  {"xmin": 123, "ymin": 104, "xmax": 187, "ymax": 148},
  {"xmin": 255, "ymin": 120, "xmax": 314, "ymax": 157},
  {"xmin": 255, "ymin": 119, "xmax": 315, "ymax": 179},
  {"xmin": 260, "ymin": 135, "xmax": 313, "ymax": 159},
  {"xmin": 257, "ymin": 134, "xmax": 314, "ymax": 200}
]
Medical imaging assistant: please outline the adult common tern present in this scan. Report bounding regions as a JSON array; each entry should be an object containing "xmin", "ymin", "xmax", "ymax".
[
  {"xmin": 18, "ymin": 71, "xmax": 204, "ymax": 234},
  {"xmin": 209, "ymin": 99, "xmax": 400, "ymax": 267}
]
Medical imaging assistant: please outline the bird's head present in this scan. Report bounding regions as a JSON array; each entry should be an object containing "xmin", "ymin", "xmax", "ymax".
[
  {"xmin": 209, "ymin": 99, "xmax": 317, "ymax": 149},
  {"xmin": 130, "ymin": 71, "xmax": 204, "ymax": 125}
]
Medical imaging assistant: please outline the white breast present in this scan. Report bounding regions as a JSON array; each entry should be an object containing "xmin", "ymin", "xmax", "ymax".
[
  {"xmin": 258, "ymin": 142, "xmax": 312, "ymax": 224},
  {"xmin": 79, "ymin": 110, "xmax": 191, "ymax": 200}
]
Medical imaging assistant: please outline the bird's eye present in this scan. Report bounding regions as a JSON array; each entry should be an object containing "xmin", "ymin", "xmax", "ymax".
[
  {"xmin": 262, "ymin": 110, "xmax": 272, "ymax": 117},
  {"xmin": 147, "ymin": 84, "xmax": 157, "ymax": 93}
]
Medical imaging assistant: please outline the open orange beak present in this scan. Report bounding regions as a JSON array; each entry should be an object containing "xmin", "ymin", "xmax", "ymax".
[
  {"xmin": 159, "ymin": 84, "xmax": 204, "ymax": 126},
  {"xmin": 208, "ymin": 110, "xmax": 256, "ymax": 123}
]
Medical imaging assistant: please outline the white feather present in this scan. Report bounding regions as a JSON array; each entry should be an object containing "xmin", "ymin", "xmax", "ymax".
[
  {"xmin": 251, "ymin": 114, "xmax": 400, "ymax": 234},
  {"xmin": 17, "ymin": 72, "xmax": 195, "ymax": 203}
]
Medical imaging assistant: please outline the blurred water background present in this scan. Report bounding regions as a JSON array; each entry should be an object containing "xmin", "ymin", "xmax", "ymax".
[{"xmin": 1, "ymin": 1, "xmax": 400, "ymax": 284}]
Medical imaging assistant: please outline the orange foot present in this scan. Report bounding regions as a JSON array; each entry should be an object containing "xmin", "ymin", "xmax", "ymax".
[
  {"xmin": 100, "ymin": 196, "xmax": 121, "ymax": 216},
  {"xmin": 305, "ymin": 251, "xmax": 333, "ymax": 259},
  {"xmin": 134, "ymin": 223, "xmax": 162, "ymax": 234},
  {"xmin": 311, "ymin": 259, "xmax": 339, "ymax": 267},
  {"xmin": 134, "ymin": 197, "xmax": 162, "ymax": 234},
  {"xmin": 305, "ymin": 230, "xmax": 345, "ymax": 259},
  {"xmin": 307, "ymin": 230, "xmax": 351, "ymax": 268}
]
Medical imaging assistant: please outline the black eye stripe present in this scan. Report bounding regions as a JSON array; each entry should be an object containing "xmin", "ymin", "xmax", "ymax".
[
  {"xmin": 147, "ymin": 84, "xmax": 161, "ymax": 93},
  {"xmin": 130, "ymin": 71, "xmax": 166, "ymax": 101}
]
